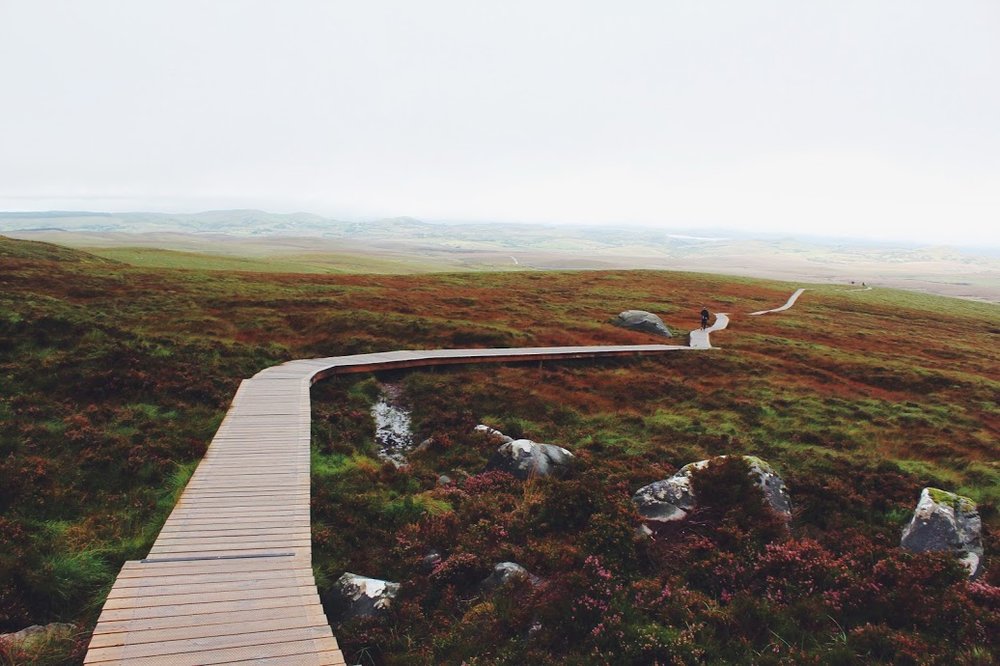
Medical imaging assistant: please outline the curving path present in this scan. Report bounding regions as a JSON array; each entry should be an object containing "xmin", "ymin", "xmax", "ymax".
[
  {"xmin": 86, "ymin": 345, "xmax": 700, "ymax": 664},
  {"xmin": 689, "ymin": 312, "xmax": 730, "ymax": 349},
  {"xmin": 84, "ymin": 292, "xmax": 800, "ymax": 664},
  {"xmin": 749, "ymin": 288, "xmax": 805, "ymax": 316}
]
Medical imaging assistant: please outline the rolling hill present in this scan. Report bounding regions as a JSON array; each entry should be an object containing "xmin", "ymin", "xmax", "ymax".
[{"xmin": 0, "ymin": 235, "xmax": 997, "ymax": 664}]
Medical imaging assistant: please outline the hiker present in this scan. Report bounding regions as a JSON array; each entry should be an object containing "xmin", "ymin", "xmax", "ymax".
[{"xmin": 700, "ymin": 307, "xmax": 710, "ymax": 330}]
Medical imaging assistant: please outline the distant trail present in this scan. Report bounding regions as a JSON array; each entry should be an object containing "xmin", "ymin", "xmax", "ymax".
[{"xmin": 749, "ymin": 288, "xmax": 806, "ymax": 316}]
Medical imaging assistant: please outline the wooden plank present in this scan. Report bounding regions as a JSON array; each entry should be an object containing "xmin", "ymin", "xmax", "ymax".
[
  {"xmin": 92, "ymin": 592, "xmax": 323, "ymax": 622},
  {"xmin": 157, "ymin": 523, "xmax": 310, "ymax": 538},
  {"xmin": 88, "ymin": 613, "xmax": 333, "ymax": 649},
  {"xmin": 87, "ymin": 633, "xmax": 341, "ymax": 665},
  {"xmin": 157, "ymin": 518, "xmax": 311, "ymax": 530},
  {"xmin": 100, "ymin": 583, "xmax": 320, "ymax": 611},
  {"xmin": 91, "ymin": 604, "xmax": 328, "ymax": 636},
  {"xmin": 87, "ymin": 625, "xmax": 334, "ymax": 660},
  {"xmin": 146, "ymin": 543, "xmax": 311, "ymax": 557},
  {"xmin": 150, "ymin": 534, "xmax": 310, "ymax": 547},
  {"xmin": 116, "ymin": 560, "xmax": 312, "ymax": 579},
  {"xmin": 107, "ymin": 575, "xmax": 317, "ymax": 601},
  {"xmin": 110, "ymin": 569, "xmax": 317, "ymax": 591}
]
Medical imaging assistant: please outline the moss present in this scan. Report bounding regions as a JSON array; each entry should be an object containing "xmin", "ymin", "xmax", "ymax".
[{"xmin": 926, "ymin": 487, "xmax": 977, "ymax": 513}]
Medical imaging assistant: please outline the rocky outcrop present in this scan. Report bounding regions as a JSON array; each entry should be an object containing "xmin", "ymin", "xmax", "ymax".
[
  {"xmin": 901, "ymin": 487, "xmax": 984, "ymax": 578},
  {"xmin": 480, "ymin": 561, "xmax": 541, "ymax": 593},
  {"xmin": 632, "ymin": 455, "xmax": 791, "ymax": 522},
  {"xmin": 329, "ymin": 573, "xmax": 400, "ymax": 620},
  {"xmin": 615, "ymin": 310, "xmax": 673, "ymax": 337},
  {"xmin": 487, "ymin": 437, "xmax": 575, "ymax": 479}
]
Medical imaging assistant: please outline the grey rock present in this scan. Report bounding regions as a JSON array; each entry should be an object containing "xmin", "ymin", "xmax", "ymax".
[
  {"xmin": 488, "ymin": 438, "xmax": 575, "ymax": 479},
  {"xmin": 480, "ymin": 561, "xmax": 541, "ymax": 592},
  {"xmin": 632, "ymin": 475, "xmax": 698, "ymax": 522},
  {"xmin": 421, "ymin": 550, "xmax": 443, "ymax": 572},
  {"xmin": 412, "ymin": 437, "xmax": 435, "ymax": 454},
  {"xmin": 474, "ymin": 424, "xmax": 514, "ymax": 443},
  {"xmin": 437, "ymin": 474, "xmax": 453, "ymax": 486},
  {"xmin": 633, "ymin": 455, "xmax": 791, "ymax": 523},
  {"xmin": 615, "ymin": 310, "xmax": 673, "ymax": 337},
  {"xmin": 0, "ymin": 623, "xmax": 75, "ymax": 646},
  {"xmin": 901, "ymin": 487, "xmax": 984, "ymax": 578},
  {"xmin": 330, "ymin": 573, "xmax": 400, "ymax": 620}
]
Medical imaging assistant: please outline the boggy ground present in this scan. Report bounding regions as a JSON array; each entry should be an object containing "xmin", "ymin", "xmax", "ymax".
[{"xmin": 0, "ymin": 235, "xmax": 997, "ymax": 664}]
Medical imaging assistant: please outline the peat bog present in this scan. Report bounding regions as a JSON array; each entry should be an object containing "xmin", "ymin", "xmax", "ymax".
[{"xmin": 1, "ymin": 236, "xmax": 997, "ymax": 664}]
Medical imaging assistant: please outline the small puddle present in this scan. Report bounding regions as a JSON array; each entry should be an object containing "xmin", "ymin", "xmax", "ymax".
[{"xmin": 372, "ymin": 383, "xmax": 413, "ymax": 467}]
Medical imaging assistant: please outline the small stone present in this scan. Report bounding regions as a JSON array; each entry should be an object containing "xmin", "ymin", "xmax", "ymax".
[
  {"xmin": 421, "ymin": 550, "xmax": 443, "ymax": 572},
  {"xmin": 480, "ymin": 561, "xmax": 541, "ymax": 592}
]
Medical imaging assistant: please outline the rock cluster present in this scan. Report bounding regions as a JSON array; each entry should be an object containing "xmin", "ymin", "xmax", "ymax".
[
  {"xmin": 632, "ymin": 455, "xmax": 791, "ymax": 522},
  {"xmin": 477, "ymin": 425, "xmax": 574, "ymax": 479},
  {"xmin": 901, "ymin": 487, "xmax": 984, "ymax": 578},
  {"xmin": 615, "ymin": 310, "xmax": 673, "ymax": 337}
]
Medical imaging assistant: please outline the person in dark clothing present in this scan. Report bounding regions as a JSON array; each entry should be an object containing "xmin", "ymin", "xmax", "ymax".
[{"xmin": 700, "ymin": 307, "xmax": 710, "ymax": 329}]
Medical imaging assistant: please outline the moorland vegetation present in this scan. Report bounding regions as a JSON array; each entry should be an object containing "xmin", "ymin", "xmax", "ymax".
[{"xmin": 0, "ymin": 235, "xmax": 997, "ymax": 664}]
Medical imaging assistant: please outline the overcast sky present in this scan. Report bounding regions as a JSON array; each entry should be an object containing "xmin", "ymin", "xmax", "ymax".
[{"xmin": 1, "ymin": 1, "xmax": 998, "ymax": 245}]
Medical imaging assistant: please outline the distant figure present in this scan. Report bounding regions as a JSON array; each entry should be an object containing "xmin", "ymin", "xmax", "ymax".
[{"xmin": 700, "ymin": 307, "xmax": 710, "ymax": 330}]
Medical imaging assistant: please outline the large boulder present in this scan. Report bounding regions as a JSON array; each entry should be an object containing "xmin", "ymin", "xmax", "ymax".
[
  {"xmin": 633, "ymin": 455, "xmax": 791, "ymax": 522},
  {"xmin": 487, "ymin": 437, "xmax": 575, "ymax": 479},
  {"xmin": 615, "ymin": 310, "xmax": 673, "ymax": 337},
  {"xmin": 901, "ymin": 487, "xmax": 984, "ymax": 578},
  {"xmin": 480, "ymin": 561, "xmax": 541, "ymax": 593},
  {"xmin": 329, "ymin": 573, "xmax": 400, "ymax": 620}
]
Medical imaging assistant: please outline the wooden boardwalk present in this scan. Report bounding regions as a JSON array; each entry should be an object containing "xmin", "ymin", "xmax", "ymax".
[{"xmin": 85, "ymin": 344, "xmax": 688, "ymax": 665}]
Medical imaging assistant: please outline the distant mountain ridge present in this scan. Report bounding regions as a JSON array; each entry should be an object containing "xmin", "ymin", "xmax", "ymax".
[{"xmin": 3, "ymin": 209, "xmax": 999, "ymax": 303}]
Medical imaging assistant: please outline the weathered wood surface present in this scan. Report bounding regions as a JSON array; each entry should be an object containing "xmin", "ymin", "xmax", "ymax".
[{"xmin": 85, "ymin": 344, "xmax": 685, "ymax": 664}]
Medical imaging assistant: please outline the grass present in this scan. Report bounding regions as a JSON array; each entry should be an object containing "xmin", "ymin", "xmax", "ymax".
[
  {"xmin": 1, "ymin": 234, "xmax": 998, "ymax": 664},
  {"xmin": 86, "ymin": 246, "xmax": 500, "ymax": 274}
]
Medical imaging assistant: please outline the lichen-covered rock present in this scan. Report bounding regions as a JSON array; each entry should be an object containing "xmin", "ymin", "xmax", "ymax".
[
  {"xmin": 330, "ymin": 573, "xmax": 400, "ymax": 620},
  {"xmin": 487, "ymin": 438, "xmax": 575, "ymax": 479},
  {"xmin": 0, "ymin": 623, "xmax": 75, "ymax": 647},
  {"xmin": 632, "ymin": 455, "xmax": 791, "ymax": 522},
  {"xmin": 901, "ymin": 487, "xmax": 984, "ymax": 577},
  {"xmin": 474, "ymin": 424, "xmax": 514, "ymax": 443},
  {"xmin": 615, "ymin": 310, "xmax": 673, "ymax": 337},
  {"xmin": 480, "ymin": 561, "xmax": 541, "ymax": 592},
  {"xmin": 632, "ymin": 474, "xmax": 698, "ymax": 522}
]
